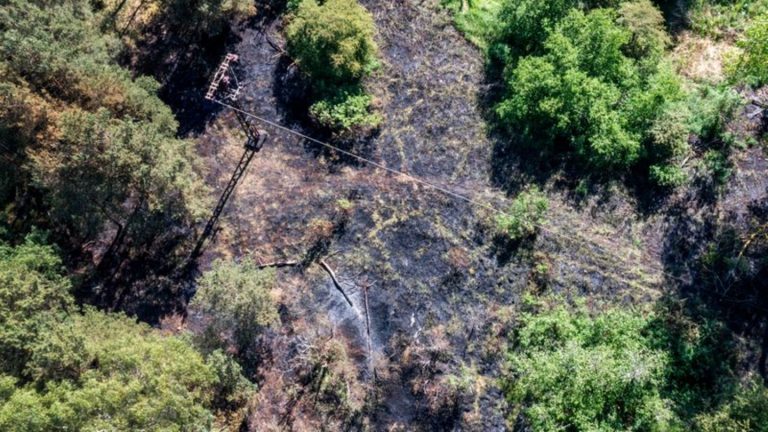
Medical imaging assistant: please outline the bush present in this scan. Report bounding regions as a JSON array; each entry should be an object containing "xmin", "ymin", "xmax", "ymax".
[
  {"xmin": 285, "ymin": 0, "xmax": 381, "ymax": 132},
  {"xmin": 309, "ymin": 87, "xmax": 381, "ymax": 130},
  {"xmin": 650, "ymin": 163, "xmax": 688, "ymax": 187},
  {"xmin": 687, "ymin": 85, "xmax": 742, "ymax": 143},
  {"xmin": 191, "ymin": 259, "xmax": 278, "ymax": 354},
  {"xmin": 496, "ymin": 187, "xmax": 548, "ymax": 241}
]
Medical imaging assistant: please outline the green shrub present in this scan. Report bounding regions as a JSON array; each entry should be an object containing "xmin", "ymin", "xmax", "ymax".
[
  {"xmin": 285, "ymin": 0, "xmax": 379, "ymax": 86},
  {"xmin": 650, "ymin": 163, "xmax": 688, "ymax": 187},
  {"xmin": 703, "ymin": 149, "xmax": 733, "ymax": 186},
  {"xmin": 496, "ymin": 187, "xmax": 548, "ymax": 241},
  {"xmin": 687, "ymin": 85, "xmax": 742, "ymax": 143},
  {"xmin": 191, "ymin": 260, "xmax": 278, "ymax": 354},
  {"xmin": 617, "ymin": 0, "xmax": 670, "ymax": 62},
  {"xmin": 694, "ymin": 379, "xmax": 768, "ymax": 431},
  {"xmin": 733, "ymin": 14, "xmax": 768, "ymax": 86},
  {"xmin": 442, "ymin": 0, "xmax": 503, "ymax": 50},
  {"xmin": 285, "ymin": 0, "xmax": 381, "ymax": 132},
  {"xmin": 309, "ymin": 88, "xmax": 381, "ymax": 130},
  {"xmin": 0, "ymin": 236, "xmax": 72, "ymax": 376}
]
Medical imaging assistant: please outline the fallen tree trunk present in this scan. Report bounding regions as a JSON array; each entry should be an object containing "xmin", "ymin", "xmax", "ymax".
[
  {"xmin": 256, "ymin": 260, "xmax": 298, "ymax": 269},
  {"xmin": 319, "ymin": 259, "xmax": 354, "ymax": 307}
]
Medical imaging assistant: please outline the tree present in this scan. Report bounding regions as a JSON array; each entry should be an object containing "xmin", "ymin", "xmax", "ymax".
[
  {"xmin": 0, "ymin": 0, "xmax": 208, "ymax": 277},
  {"xmin": 502, "ymin": 300, "xmax": 681, "ymax": 431},
  {"xmin": 0, "ymin": 235, "xmax": 72, "ymax": 376},
  {"xmin": 495, "ymin": 0, "xmax": 579, "ymax": 58},
  {"xmin": 496, "ymin": 7, "xmax": 685, "ymax": 172},
  {"xmin": 286, "ymin": 0, "xmax": 379, "ymax": 85},
  {"xmin": 0, "ymin": 309, "xmax": 216, "ymax": 431},
  {"xmin": 285, "ymin": 0, "xmax": 381, "ymax": 131},
  {"xmin": 191, "ymin": 260, "xmax": 278, "ymax": 355},
  {"xmin": 617, "ymin": 0, "xmax": 671, "ymax": 63}
]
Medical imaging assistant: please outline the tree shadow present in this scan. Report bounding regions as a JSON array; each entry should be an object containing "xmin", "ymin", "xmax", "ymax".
[
  {"xmin": 662, "ymin": 194, "xmax": 768, "ymax": 380},
  {"xmin": 270, "ymin": 46, "xmax": 381, "ymax": 169}
]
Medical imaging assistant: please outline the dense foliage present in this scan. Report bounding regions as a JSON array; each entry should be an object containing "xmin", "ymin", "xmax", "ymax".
[
  {"xmin": 496, "ymin": 4, "xmax": 687, "ymax": 176},
  {"xmin": 503, "ymin": 299, "xmax": 768, "ymax": 431},
  {"xmin": 0, "ymin": 238, "xmax": 230, "ymax": 431},
  {"xmin": 0, "ymin": 235, "xmax": 72, "ymax": 376},
  {"xmin": 0, "ymin": 2, "xmax": 258, "ymax": 428},
  {"xmin": 285, "ymin": 0, "xmax": 381, "ymax": 132},
  {"xmin": 504, "ymin": 301, "xmax": 676, "ymax": 430},
  {"xmin": 0, "ymin": 0, "xmax": 208, "ymax": 269},
  {"xmin": 0, "ymin": 310, "xmax": 216, "ymax": 431}
]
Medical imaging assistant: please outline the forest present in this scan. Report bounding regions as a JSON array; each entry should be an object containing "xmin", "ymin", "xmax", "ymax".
[{"xmin": 0, "ymin": 0, "xmax": 767, "ymax": 430}]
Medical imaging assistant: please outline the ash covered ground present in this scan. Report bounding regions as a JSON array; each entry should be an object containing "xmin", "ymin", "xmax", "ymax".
[{"xmin": 182, "ymin": 1, "xmax": 768, "ymax": 430}]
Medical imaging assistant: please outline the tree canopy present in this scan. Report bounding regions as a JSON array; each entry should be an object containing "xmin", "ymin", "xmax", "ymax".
[
  {"xmin": 495, "ymin": 5, "xmax": 688, "ymax": 177},
  {"xmin": 0, "ymin": 235, "xmax": 72, "ymax": 376},
  {"xmin": 285, "ymin": 0, "xmax": 381, "ymax": 131},
  {"xmin": 0, "ymin": 309, "xmax": 216, "ymax": 432}
]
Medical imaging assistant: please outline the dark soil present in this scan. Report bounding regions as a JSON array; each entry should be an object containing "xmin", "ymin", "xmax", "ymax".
[{"xmin": 179, "ymin": 1, "xmax": 768, "ymax": 430}]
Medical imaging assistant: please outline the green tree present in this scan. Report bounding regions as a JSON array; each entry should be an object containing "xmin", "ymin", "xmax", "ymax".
[
  {"xmin": 617, "ymin": 0, "xmax": 671, "ymax": 63},
  {"xmin": 495, "ymin": 0, "xmax": 579, "ymax": 57},
  {"xmin": 0, "ymin": 0, "xmax": 208, "ymax": 273},
  {"xmin": 502, "ymin": 300, "xmax": 682, "ymax": 431},
  {"xmin": 497, "ymin": 7, "xmax": 685, "ymax": 172},
  {"xmin": 0, "ymin": 235, "xmax": 72, "ymax": 376},
  {"xmin": 191, "ymin": 260, "xmax": 278, "ymax": 355},
  {"xmin": 286, "ymin": 0, "xmax": 379, "ymax": 85},
  {"xmin": 285, "ymin": 0, "xmax": 381, "ymax": 131},
  {"xmin": 0, "ymin": 309, "xmax": 216, "ymax": 431}
]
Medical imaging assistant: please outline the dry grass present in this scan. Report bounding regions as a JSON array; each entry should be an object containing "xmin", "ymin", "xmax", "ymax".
[{"xmin": 672, "ymin": 31, "xmax": 741, "ymax": 83}]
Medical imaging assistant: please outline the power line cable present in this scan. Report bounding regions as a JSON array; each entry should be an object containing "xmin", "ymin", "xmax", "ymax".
[
  {"xmin": 214, "ymin": 99, "xmax": 506, "ymax": 216},
  {"xmin": 212, "ymin": 98, "xmax": 692, "ymax": 286}
]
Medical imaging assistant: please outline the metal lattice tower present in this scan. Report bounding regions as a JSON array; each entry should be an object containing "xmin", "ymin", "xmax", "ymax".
[{"xmin": 191, "ymin": 54, "xmax": 267, "ymax": 258}]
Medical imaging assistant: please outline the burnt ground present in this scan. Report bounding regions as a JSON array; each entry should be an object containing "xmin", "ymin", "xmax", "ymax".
[{"xmin": 180, "ymin": 1, "xmax": 768, "ymax": 430}]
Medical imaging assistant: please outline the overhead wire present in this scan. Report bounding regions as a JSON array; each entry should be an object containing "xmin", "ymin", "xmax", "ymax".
[
  {"xmin": 213, "ymin": 99, "xmax": 508, "ymax": 217},
  {"xmin": 212, "ymin": 98, "xmax": 688, "ymax": 287}
]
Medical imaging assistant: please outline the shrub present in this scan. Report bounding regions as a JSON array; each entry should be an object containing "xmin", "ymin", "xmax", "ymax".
[
  {"xmin": 191, "ymin": 260, "xmax": 278, "ymax": 354},
  {"xmin": 496, "ymin": 187, "xmax": 548, "ymax": 241},
  {"xmin": 495, "ymin": 0, "xmax": 579, "ymax": 56},
  {"xmin": 617, "ymin": 0, "xmax": 671, "ymax": 62},
  {"xmin": 687, "ymin": 85, "xmax": 742, "ymax": 143},
  {"xmin": 650, "ymin": 163, "xmax": 688, "ymax": 187},
  {"xmin": 738, "ymin": 13, "xmax": 768, "ymax": 84},
  {"xmin": 694, "ymin": 379, "xmax": 768, "ymax": 431},
  {"xmin": 285, "ymin": 0, "xmax": 381, "ymax": 132},
  {"xmin": 309, "ymin": 87, "xmax": 381, "ymax": 130}
]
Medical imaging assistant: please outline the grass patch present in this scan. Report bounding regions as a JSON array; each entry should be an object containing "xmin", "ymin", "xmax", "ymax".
[{"xmin": 441, "ymin": 0, "xmax": 502, "ymax": 50}]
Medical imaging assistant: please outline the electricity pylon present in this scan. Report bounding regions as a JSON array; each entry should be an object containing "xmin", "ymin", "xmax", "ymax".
[{"xmin": 191, "ymin": 54, "xmax": 267, "ymax": 258}]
